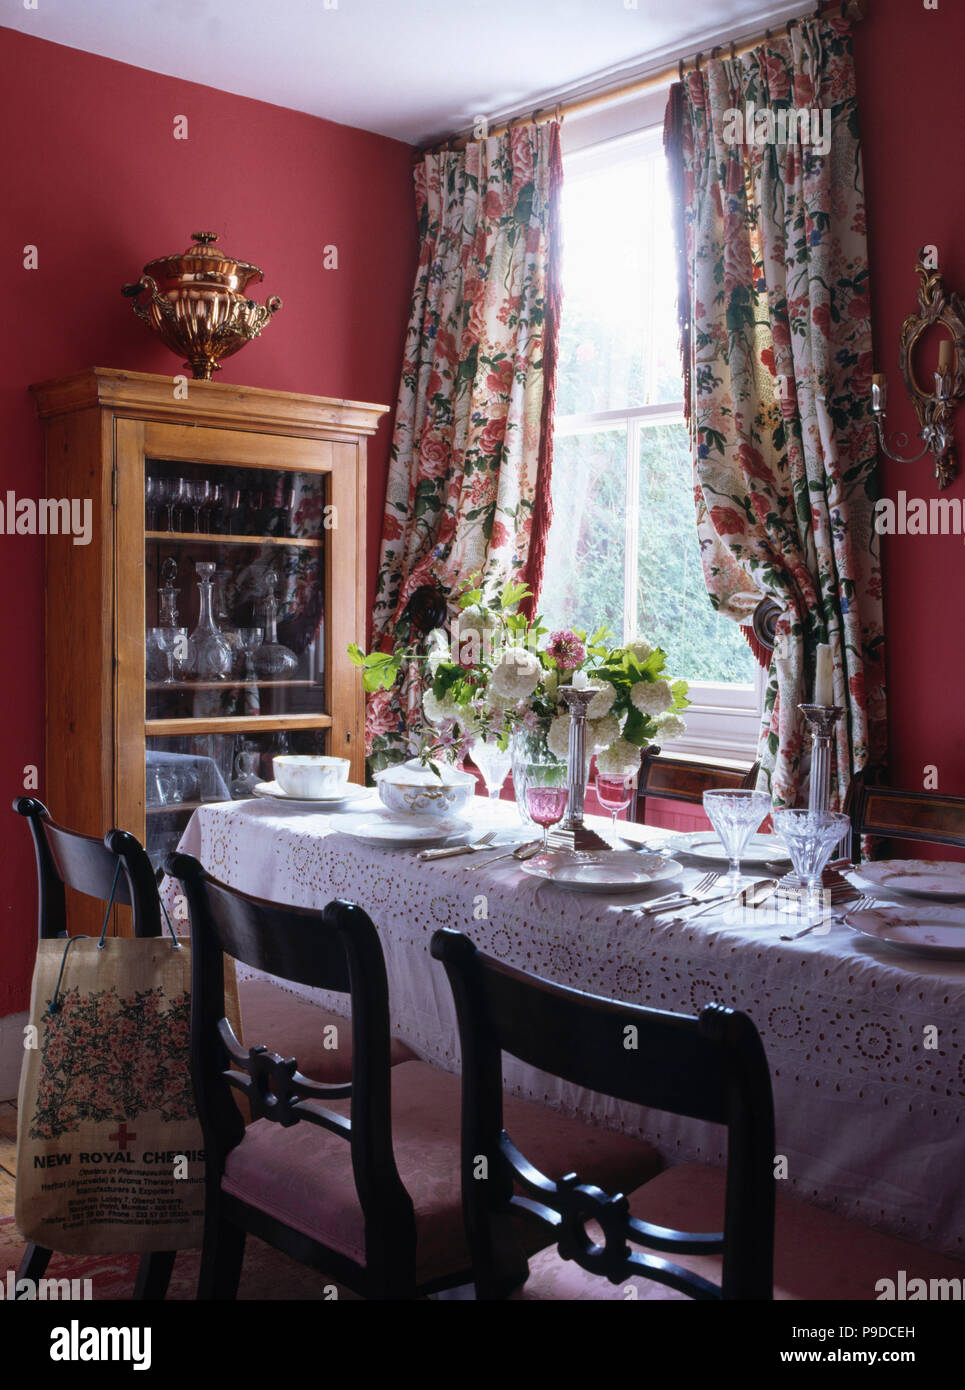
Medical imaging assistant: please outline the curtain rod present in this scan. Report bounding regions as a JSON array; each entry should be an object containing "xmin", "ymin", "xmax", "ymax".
[{"xmin": 416, "ymin": 0, "xmax": 869, "ymax": 159}]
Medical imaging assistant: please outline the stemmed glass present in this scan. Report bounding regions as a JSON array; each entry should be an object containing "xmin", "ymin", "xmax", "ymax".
[
  {"xmin": 145, "ymin": 476, "xmax": 159, "ymax": 530},
  {"xmin": 156, "ymin": 478, "xmax": 181, "ymax": 532},
  {"xmin": 185, "ymin": 480, "xmax": 210, "ymax": 533},
  {"xmin": 237, "ymin": 627, "xmax": 264, "ymax": 681},
  {"xmin": 204, "ymin": 482, "xmax": 225, "ymax": 533},
  {"xmin": 155, "ymin": 626, "xmax": 188, "ymax": 684},
  {"xmin": 772, "ymin": 809, "xmax": 852, "ymax": 918},
  {"xmin": 703, "ymin": 788, "xmax": 772, "ymax": 891},
  {"xmin": 470, "ymin": 734, "xmax": 512, "ymax": 806},
  {"xmin": 595, "ymin": 774, "xmax": 635, "ymax": 847},
  {"xmin": 523, "ymin": 760, "xmax": 569, "ymax": 856}
]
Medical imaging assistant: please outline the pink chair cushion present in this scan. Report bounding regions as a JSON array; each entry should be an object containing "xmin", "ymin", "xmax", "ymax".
[
  {"xmin": 222, "ymin": 1059, "xmax": 660, "ymax": 1286},
  {"xmin": 239, "ymin": 976, "xmax": 416, "ymax": 1083},
  {"xmin": 515, "ymin": 1162, "xmax": 965, "ymax": 1300}
]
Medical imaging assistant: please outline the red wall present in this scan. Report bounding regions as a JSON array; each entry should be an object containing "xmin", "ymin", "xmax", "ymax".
[
  {"xmin": 2, "ymin": 5, "xmax": 963, "ymax": 1015},
  {"xmin": 853, "ymin": 0, "xmax": 965, "ymax": 794},
  {"xmin": 0, "ymin": 27, "xmax": 416, "ymax": 1015}
]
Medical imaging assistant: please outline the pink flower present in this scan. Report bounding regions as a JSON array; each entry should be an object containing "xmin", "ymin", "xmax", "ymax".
[
  {"xmin": 490, "ymin": 518, "xmax": 510, "ymax": 550},
  {"xmin": 419, "ymin": 436, "xmax": 450, "ymax": 478},
  {"xmin": 545, "ymin": 630, "xmax": 586, "ymax": 669},
  {"xmin": 479, "ymin": 419, "xmax": 505, "ymax": 459}
]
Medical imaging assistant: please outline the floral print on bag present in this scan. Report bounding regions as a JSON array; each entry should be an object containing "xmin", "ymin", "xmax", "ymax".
[{"xmin": 30, "ymin": 985, "xmax": 195, "ymax": 1140}]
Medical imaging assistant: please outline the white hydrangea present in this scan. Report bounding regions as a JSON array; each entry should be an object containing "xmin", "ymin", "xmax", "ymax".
[
  {"xmin": 655, "ymin": 711, "xmax": 687, "ymax": 742},
  {"xmin": 595, "ymin": 738, "xmax": 642, "ymax": 778},
  {"xmin": 454, "ymin": 605, "xmax": 496, "ymax": 636},
  {"xmin": 630, "ymin": 678, "xmax": 673, "ymax": 717},
  {"xmin": 586, "ymin": 680, "xmax": 617, "ymax": 720},
  {"xmin": 587, "ymin": 712, "xmax": 622, "ymax": 752},
  {"xmin": 455, "ymin": 704, "xmax": 484, "ymax": 738},
  {"xmin": 451, "ymin": 606, "xmax": 497, "ymax": 665},
  {"xmin": 547, "ymin": 716, "xmax": 571, "ymax": 760},
  {"xmin": 625, "ymin": 637, "xmax": 653, "ymax": 662},
  {"xmin": 423, "ymin": 687, "xmax": 460, "ymax": 726},
  {"xmin": 489, "ymin": 646, "xmax": 543, "ymax": 702}
]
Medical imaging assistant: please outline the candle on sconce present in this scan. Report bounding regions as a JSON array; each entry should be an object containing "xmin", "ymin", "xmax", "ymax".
[
  {"xmin": 871, "ymin": 373, "xmax": 887, "ymax": 410},
  {"xmin": 571, "ymin": 669, "xmax": 589, "ymax": 690},
  {"xmin": 814, "ymin": 644, "xmax": 833, "ymax": 707},
  {"xmin": 938, "ymin": 339, "xmax": 954, "ymax": 374}
]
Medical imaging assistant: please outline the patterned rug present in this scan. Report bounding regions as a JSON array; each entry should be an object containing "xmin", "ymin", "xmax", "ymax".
[{"xmin": 0, "ymin": 1216, "xmax": 354, "ymax": 1300}]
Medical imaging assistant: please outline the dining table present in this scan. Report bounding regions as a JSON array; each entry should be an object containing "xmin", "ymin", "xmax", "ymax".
[{"xmin": 161, "ymin": 791, "xmax": 965, "ymax": 1260}]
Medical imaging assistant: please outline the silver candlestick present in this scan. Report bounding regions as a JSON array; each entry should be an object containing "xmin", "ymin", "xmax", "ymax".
[
  {"xmin": 779, "ymin": 702, "xmax": 850, "ymax": 895},
  {"xmin": 547, "ymin": 685, "xmax": 611, "ymax": 852}
]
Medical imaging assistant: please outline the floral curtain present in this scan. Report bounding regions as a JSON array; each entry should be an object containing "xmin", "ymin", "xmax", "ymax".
[
  {"xmin": 366, "ymin": 122, "xmax": 563, "ymax": 766},
  {"xmin": 664, "ymin": 13, "xmax": 886, "ymax": 808}
]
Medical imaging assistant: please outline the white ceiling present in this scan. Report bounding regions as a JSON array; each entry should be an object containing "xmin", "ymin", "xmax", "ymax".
[{"xmin": 3, "ymin": 0, "xmax": 809, "ymax": 145}]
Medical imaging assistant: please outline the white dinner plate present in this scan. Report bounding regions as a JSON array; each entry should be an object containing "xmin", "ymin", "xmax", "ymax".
[
  {"xmin": 327, "ymin": 810, "xmax": 473, "ymax": 848},
  {"xmin": 848, "ymin": 859, "xmax": 965, "ymax": 902},
  {"xmin": 844, "ymin": 904, "xmax": 965, "ymax": 960},
  {"xmin": 253, "ymin": 780, "xmax": 371, "ymax": 810},
  {"xmin": 520, "ymin": 850, "xmax": 682, "ymax": 895},
  {"xmin": 668, "ymin": 831, "xmax": 791, "ymax": 868}
]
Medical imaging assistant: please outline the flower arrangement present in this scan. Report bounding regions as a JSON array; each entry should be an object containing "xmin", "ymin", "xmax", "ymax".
[{"xmin": 349, "ymin": 578, "xmax": 690, "ymax": 776}]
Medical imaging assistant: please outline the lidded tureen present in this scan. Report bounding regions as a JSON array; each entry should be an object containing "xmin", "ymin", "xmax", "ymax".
[{"xmin": 122, "ymin": 231, "xmax": 282, "ymax": 380}]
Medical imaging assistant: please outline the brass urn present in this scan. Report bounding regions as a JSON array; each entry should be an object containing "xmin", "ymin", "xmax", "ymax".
[{"xmin": 122, "ymin": 231, "xmax": 282, "ymax": 380}]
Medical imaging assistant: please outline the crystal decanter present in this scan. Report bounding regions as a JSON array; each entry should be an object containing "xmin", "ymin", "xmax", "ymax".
[
  {"xmin": 186, "ymin": 561, "xmax": 233, "ymax": 679},
  {"xmin": 253, "ymin": 570, "xmax": 297, "ymax": 678}
]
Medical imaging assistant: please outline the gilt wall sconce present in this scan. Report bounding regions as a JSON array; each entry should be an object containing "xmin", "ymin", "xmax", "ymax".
[{"xmin": 871, "ymin": 250, "xmax": 965, "ymax": 489}]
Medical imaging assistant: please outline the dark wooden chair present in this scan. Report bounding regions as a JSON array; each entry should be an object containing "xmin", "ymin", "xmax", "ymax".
[
  {"xmin": 848, "ymin": 774, "xmax": 965, "ymax": 862},
  {"xmin": 430, "ymin": 927, "xmax": 776, "ymax": 1300},
  {"xmin": 12, "ymin": 796, "xmax": 175, "ymax": 1299},
  {"xmin": 633, "ymin": 746, "xmax": 760, "ymax": 826},
  {"xmin": 171, "ymin": 851, "xmax": 661, "ymax": 1300},
  {"xmin": 431, "ymin": 930, "xmax": 965, "ymax": 1301}
]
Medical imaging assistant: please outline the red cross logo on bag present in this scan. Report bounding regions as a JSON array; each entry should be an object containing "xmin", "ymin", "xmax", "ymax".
[{"xmin": 108, "ymin": 1122, "xmax": 137, "ymax": 1152}]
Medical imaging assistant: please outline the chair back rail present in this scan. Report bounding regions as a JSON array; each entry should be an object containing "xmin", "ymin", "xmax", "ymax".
[
  {"xmin": 168, "ymin": 851, "xmax": 416, "ymax": 1283},
  {"xmin": 634, "ymin": 747, "xmax": 760, "ymax": 825},
  {"xmin": 430, "ymin": 928, "xmax": 775, "ymax": 1301},
  {"xmin": 850, "ymin": 778, "xmax": 965, "ymax": 859},
  {"xmin": 13, "ymin": 796, "xmax": 161, "ymax": 938}
]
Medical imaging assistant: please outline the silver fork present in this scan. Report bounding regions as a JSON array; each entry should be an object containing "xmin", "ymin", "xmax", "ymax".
[
  {"xmin": 779, "ymin": 893, "xmax": 875, "ymax": 941},
  {"xmin": 417, "ymin": 830, "xmax": 498, "ymax": 862},
  {"xmin": 464, "ymin": 840, "xmax": 542, "ymax": 870},
  {"xmin": 648, "ymin": 872, "xmax": 721, "ymax": 915}
]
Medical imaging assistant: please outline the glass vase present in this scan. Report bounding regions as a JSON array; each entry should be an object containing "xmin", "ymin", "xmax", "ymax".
[{"xmin": 510, "ymin": 725, "xmax": 555, "ymax": 827}]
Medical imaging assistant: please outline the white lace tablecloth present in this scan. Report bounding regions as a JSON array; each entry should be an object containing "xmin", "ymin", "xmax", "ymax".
[{"xmin": 163, "ymin": 797, "xmax": 965, "ymax": 1258}]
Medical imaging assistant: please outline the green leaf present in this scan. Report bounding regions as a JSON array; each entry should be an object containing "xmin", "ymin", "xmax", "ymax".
[
  {"xmin": 622, "ymin": 705, "xmax": 650, "ymax": 745},
  {"xmin": 499, "ymin": 579, "xmax": 531, "ymax": 610}
]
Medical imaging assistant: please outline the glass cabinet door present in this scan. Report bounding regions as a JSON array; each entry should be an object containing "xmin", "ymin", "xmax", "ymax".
[{"xmin": 142, "ymin": 456, "xmax": 331, "ymax": 869}]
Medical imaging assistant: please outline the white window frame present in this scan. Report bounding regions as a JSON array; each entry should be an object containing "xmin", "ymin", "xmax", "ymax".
[{"xmin": 555, "ymin": 134, "xmax": 764, "ymax": 764}]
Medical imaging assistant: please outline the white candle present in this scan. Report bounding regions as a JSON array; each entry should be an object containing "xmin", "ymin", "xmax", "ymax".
[
  {"xmin": 814, "ymin": 644, "xmax": 833, "ymax": 707},
  {"xmin": 572, "ymin": 669, "xmax": 589, "ymax": 690}
]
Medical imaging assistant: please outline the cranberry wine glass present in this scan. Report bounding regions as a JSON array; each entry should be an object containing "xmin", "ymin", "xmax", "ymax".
[
  {"xmin": 523, "ymin": 761, "xmax": 569, "ymax": 855},
  {"xmin": 595, "ymin": 774, "xmax": 634, "ymax": 847}
]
